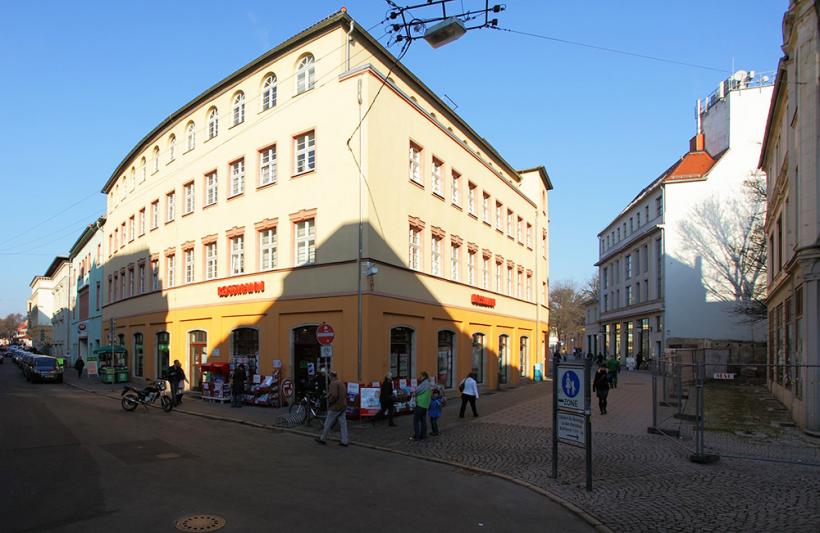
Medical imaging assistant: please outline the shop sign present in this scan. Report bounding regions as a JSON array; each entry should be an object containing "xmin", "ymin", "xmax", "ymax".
[
  {"xmin": 713, "ymin": 373, "xmax": 736, "ymax": 380},
  {"xmin": 78, "ymin": 323, "xmax": 87, "ymax": 332},
  {"xmin": 217, "ymin": 281, "xmax": 265, "ymax": 297},
  {"xmin": 471, "ymin": 294, "xmax": 496, "ymax": 308}
]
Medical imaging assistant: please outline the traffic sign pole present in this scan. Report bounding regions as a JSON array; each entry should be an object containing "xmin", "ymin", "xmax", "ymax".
[
  {"xmin": 551, "ymin": 354, "xmax": 558, "ymax": 479},
  {"xmin": 584, "ymin": 356, "xmax": 592, "ymax": 492}
]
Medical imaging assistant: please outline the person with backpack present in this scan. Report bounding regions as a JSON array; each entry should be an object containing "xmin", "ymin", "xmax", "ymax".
[
  {"xmin": 458, "ymin": 372, "xmax": 479, "ymax": 418},
  {"xmin": 593, "ymin": 360, "xmax": 611, "ymax": 414}
]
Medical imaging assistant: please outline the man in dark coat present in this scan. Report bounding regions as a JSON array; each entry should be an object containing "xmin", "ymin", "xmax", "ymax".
[
  {"xmin": 231, "ymin": 364, "xmax": 246, "ymax": 408},
  {"xmin": 74, "ymin": 357, "xmax": 85, "ymax": 378},
  {"xmin": 371, "ymin": 373, "xmax": 396, "ymax": 427}
]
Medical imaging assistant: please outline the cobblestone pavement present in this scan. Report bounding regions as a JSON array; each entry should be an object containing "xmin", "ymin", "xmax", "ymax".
[{"xmin": 66, "ymin": 371, "xmax": 820, "ymax": 532}]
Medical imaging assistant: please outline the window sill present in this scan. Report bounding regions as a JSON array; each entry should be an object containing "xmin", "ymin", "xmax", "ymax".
[
  {"xmin": 228, "ymin": 121, "xmax": 244, "ymax": 130},
  {"xmin": 203, "ymin": 202, "xmax": 216, "ymax": 210},
  {"xmin": 451, "ymin": 202, "xmax": 462, "ymax": 211},
  {"xmin": 182, "ymin": 211, "xmax": 194, "ymax": 218},
  {"xmin": 432, "ymin": 191, "xmax": 445, "ymax": 201},
  {"xmin": 227, "ymin": 192, "xmax": 245, "ymax": 201},
  {"xmin": 150, "ymin": 226, "xmax": 158, "ymax": 232},
  {"xmin": 482, "ymin": 220, "xmax": 491, "ymax": 227},
  {"xmin": 294, "ymin": 87, "xmax": 315, "ymax": 97},
  {"xmin": 166, "ymin": 158, "xmax": 175, "ymax": 165},
  {"xmin": 258, "ymin": 105, "xmax": 276, "ymax": 115},
  {"xmin": 496, "ymin": 228, "xmax": 503, "ymax": 234},
  {"xmin": 257, "ymin": 181, "xmax": 277, "ymax": 191},
  {"xmin": 183, "ymin": 149, "xmax": 194, "ymax": 155},
  {"xmin": 467, "ymin": 212, "xmax": 478, "ymax": 220},
  {"xmin": 151, "ymin": 170, "xmax": 159, "ymax": 176},
  {"xmin": 409, "ymin": 179, "xmax": 424, "ymax": 190},
  {"xmin": 291, "ymin": 169, "xmax": 316, "ymax": 179},
  {"xmin": 165, "ymin": 219, "xmax": 175, "ymax": 225},
  {"xmin": 203, "ymin": 135, "xmax": 217, "ymax": 143}
]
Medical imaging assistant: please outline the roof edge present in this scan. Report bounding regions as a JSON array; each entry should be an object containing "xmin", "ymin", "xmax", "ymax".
[{"xmin": 517, "ymin": 166, "xmax": 553, "ymax": 191}]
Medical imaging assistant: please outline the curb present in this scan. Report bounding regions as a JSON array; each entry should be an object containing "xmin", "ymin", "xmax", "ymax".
[{"xmin": 64, "ymin": 381, "xmax": 612, "ymax": 533}]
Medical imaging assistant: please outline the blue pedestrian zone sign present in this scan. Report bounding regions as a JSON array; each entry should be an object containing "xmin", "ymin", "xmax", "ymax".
[{"xmin": 557, "ymin": 367, "xmax": 585, "ymax": 412}]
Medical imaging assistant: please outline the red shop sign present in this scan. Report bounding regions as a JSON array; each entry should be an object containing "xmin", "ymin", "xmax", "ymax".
[
  {"xmin": 471, "ymin": 294, "xmax": 496, "ymax": 308},
  {"xmin": 217, "ymin": 281, "xmax": 265, "ymax": 297}
]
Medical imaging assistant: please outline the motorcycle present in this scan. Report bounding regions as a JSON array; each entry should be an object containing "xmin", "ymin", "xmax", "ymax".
[{"xmin": 121, "ymin": 378, "xmax": 174, "ymax": 412}]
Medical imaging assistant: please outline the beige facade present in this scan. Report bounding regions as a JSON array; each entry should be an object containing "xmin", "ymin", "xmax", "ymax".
[
  {"xmin": 760, "ymin": 0, "xmax": 820, "ymax": 434},
  {"xmin": 27, "ymin": 256, "xmax": 68, "ymax": 353},
  {"xmin": 101, "ymin": 12, "xmax": 551, "ymax": 394}
]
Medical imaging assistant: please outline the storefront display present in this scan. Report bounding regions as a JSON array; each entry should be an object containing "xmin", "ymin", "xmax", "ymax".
[
  {"xmin": 345, "ymin": 379, "xmax": 415, "ymax": 419},
  {"xmin": 201, "ymin": 362, "xmax": 231, "ymax": 403}
]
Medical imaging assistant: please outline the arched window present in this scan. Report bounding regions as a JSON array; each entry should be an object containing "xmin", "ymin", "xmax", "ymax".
[
  {"xmin": 296, "ymin": 54, "xmax": 315, "ymax": 94},
  {"xmin": 139, "ymin": 157, "xmax": 146, "ymax": 183},
  {"xmin": 390, "ymin": 327, "xmax": 414, "ymax": 381},
  {"xmin": 207, "ymin": 108, "xmax": 218, "ymax": 139},
  {"xmin": 152, "ymin": 146, "xmax": 160, "ymax": 172},
  {"xmin": 437, "ymin": 330, "xmax": 455, "ymax": 389},
  {"xmin": 168, "ymin": 134, "xmax": 176, "ymax": 162},
  {"xmin": 471, "ymin": 333, "xmax": 485, "ymax": 384},
  {"xmin": 262, "ymin": 74, "xmax": 277, "ymax": 110},
  {"xmin": 498, "ymin": 334, "xmax": 509, "ymax": 384},
  {"xmin": 232, "ymin": 92, "xmax": 245, "ymax": 125},
  {"xmin": 186, "ymin": 122, "xmax": 195, "ymax": 151},
  {"xmin": 129, "ymin": 167, "xmax": 136, "ymax": 191}
]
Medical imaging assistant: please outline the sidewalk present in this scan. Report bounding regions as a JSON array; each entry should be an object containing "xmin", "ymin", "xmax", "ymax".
[{"xmin": 64, "ymin": 370, "xmax": 820, "ymax": 532}]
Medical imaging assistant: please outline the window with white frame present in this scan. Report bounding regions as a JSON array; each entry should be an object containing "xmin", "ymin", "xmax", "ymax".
[
  {"xmin": 184, "ymin": 182, "xmax": 195, "ymax": 214},
  {"xmin": 186, "ymin": 122, "xmax": 195, "ymax": 151},
  {"xmin": 517, "ymin": 270, "xmax": 523, "ymax": 298},
  {"xmin": 152, "ymin": 147, "xmax": 160, "ymax": 173},
  {"xmin": 232, "ymin": 92, "xmax": 245, "ymax": 125},
  {"xmin": 260, "ymin": 146, "xmax": 277, "ymax": 186},
  {"xmin": 206, "ymin": 171, "xmax": 218, "ymax": 205},
  {"xmin": 207, "ymin": 108, "xmax": 218, "ymax": 139},
  {"xmin": 431, "ymin": 236, "xmax": 442, "ymax": 275},
  {"xmin": 184, "ymin": 249, "xmax": 194, "ymax": 283},
  {"xmin": 409, "ymin": 143, "xmax": 422, "ymax": 184},
  {"xmin": 205, "ymin": 243, "xmax": 217, "ymax": 280},
  {"xmin": 230, "ymin": 159, "xmax": 245, "ymax": 196},
  {"xmin": 482, "ymin": 257, "xmax": 489, "ymax": 289},
  {"xmin": 495, "ymin": 202, "xmax": 502, "ymax": 230},
  {"xmin": 138, "ymin": 263, "xmax": 145, "ymax": 294},
  {"xmin": 526, "ymin": 273, "xmax": 532, "ymax": 301},
  {"xmin": 507, "ymin": 210, "xmax": 514, "ymax": 237},
  {"xmin": 259, "ymin": 228, "xmax": 277, "ymax": 270},
  {"xmin": 166, "ymin": 191, "xmax": 175, "ymax": 222},
  {"xmin": 262, "ymin": 74, "xmax": 277, "ymax": 110},
  {"xmin": 168, "ymin": 135, "xmax": 176, "ymax": 162},
  {"xmin": 517, "ymin": 217, "xmax": 523, "ymax": 242},
  {"xmin": 130, "ymin": 167, "xmax": 136, "ymax": 191},
  {"xmin": 451, "ymin": 172, "xmax": 461, "ymax": 205},
  {"xmin": 230, "ymin": 235, "xmax": 245, "ymax": 275},
  {"xmin": 138, "ymin": 209, "xmax": 145, "ymax": 236},
  {"xmin": 495, "ymin": 262, "xmax": 502, "ymax": 291},
  {"xmin": 431, "ymin": 159, "xmax": 443, "ymax": 195},
  {"xmin": 167, "ymin": 254, "xmax": 175, "ymax": 288},
  {"xmin": 507, "ymin": 265, "xmax": 513, "ymax": 295},
  {"xmin": 294, "ymin": 132, "xmax": 315, "ymax": 174},
  {"xmin": 139, "ymin": 158, "xmax": 146, "ymax": 182},
  {"xmin": 482, "ymin": 192, "xmax": 490, "ymax": 222},
  {"xmin": 409, "ymin": 226, "xmax": 421, "ymax": 270},
  {"xmin": 450, "ymin": 243, "xmax": 460, "ymax": 281},
  {"xmin": 295, "ymin": 219, "xmax": 316, "ymax": 266},
  {"xmin": 151, "ymin": 260, "xmax": 159, "ymax": 290},
  {"xmin": 526, "ymin": 223, "xmax": 533, "ymax": 248},
  {"xmin": 467, "ymin": 251, "xmax": 475, "ymax": 285},
  {"xmin": 128, "ymin": 216, "xmax": 134, "ymax": 241},
  {"xmin": 467, "ymin": 183, "xmax": 476, "ymax": 214},
  {"xmin": 151, "ymin": 200, "xmax": 159, "ymax": 229},
  {"xmin": 296, "ymin": 54, "xmax": 315, "ymax": 93}
]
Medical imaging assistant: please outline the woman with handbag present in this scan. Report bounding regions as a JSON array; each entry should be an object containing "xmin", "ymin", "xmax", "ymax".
[{"xmin": 458, "ymin": 372, "xmax": 479, "ymax": 418}]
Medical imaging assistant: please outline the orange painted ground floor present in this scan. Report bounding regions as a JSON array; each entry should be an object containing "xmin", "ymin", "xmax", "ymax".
[{"xmin": 104, "ymin": 293, "xmax": 549, "ymax": 394}]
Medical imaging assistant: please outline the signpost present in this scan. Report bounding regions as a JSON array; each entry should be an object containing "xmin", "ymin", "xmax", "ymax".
[
  {"xmin": 316, "ymin": 323, "xmax": 335, "ymax": 346},
  {"xmin": 552, "ymin": 358, "xmax": 593, "ymax": 491}
]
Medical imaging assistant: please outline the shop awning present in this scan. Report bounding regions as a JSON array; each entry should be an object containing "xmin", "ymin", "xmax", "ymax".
[{"xmin": 201, "ymin": 362, "xmax": 230, "ymax": 375}]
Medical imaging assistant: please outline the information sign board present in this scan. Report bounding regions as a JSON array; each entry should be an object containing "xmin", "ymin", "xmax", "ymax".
[
  {"xmin": 557, "ymin": 411, "xmax": 586, "ymax": 447},
  {"xmin": 557, "ymin": 366, "xmax": 585, "ymax": 412}
]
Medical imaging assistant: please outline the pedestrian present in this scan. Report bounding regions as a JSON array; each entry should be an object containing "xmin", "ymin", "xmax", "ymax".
[
  {"xmin": 231, "ymin": 364, "xmax": 246, "ymax": 408},
  {"xmin": 458, "ymin": 371, "xmax": 479, "ymax": 418},
  {"xmin": 606, "ymin": 355, "xmax": 619, "ymax": 388},
  {"xmin": 168, "ymin": 360, "xmax": 189, "ymax": 406},
  {"xmin": 371, "ymin": 373, "xmax": 396, "ymax": 427},
  {"xmin": 74, "ymin": 356, "xmax": 85, "ymax": 379},
  {"xmin": 315, "ymin": 371, "xmax": 349, "ymax": 446},
  {"xmin": 636, "ymin": 352, "xmax": 644, "ymax": 371},
  {"xmin": 428, "ymin": 386, "xmax": 445, "ymax": 436},
  {"xmin": 593, "ymin": 360, "xmax": 610, "ymax": 414},
  {"xmin": 410, "ymin": 371, "xmax": 432, "ymax": 441}
]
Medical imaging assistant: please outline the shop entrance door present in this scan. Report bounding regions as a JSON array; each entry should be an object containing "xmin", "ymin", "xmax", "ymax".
[
  {"xmin": 156, "ymin": 332, "xmax": 170, "ymax": 379},
  {"xmin": 293, "ymin": 325, "xmax": 321, "ymax": 395},
  {"xmin": 390, "ymin": 327, "xmax": 414, "ymax": 382},
  {"xmin": 498, "ymin": 334, "xmax": 509, "ymax": 384},
  {"xmin": 189, "ymin": 330, "xmax": 207, "ymax": 390}
]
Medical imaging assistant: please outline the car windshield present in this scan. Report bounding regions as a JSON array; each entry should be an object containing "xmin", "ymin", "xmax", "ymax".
[{"xmin": 35, "ymin": 359, "xmax": 57, "ymax": 369}]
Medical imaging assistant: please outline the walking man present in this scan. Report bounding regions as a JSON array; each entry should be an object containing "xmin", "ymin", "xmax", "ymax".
[
  {"xmin": 231, "ymin": 364, "xmax": 246, "ymax": 408},
  {"xmin": 410, "ymin": 371, "xmax": 432, "ymax": 441},
  {"xmin": 316, "ymin": 371, "xmax": 349, "ymax": 446},
  {"xmin": 593, "ymin": 360, "xmax": 610, "ymax": 414},
  {"xmin": 606, "ymin": 355, "xmax": 619, "ymax": 388},
  {"xmin": 371, "ymin": 373, "xmax": 396, "ymax": 427},
  {"xmin": 459, "ymin": 372, "xmax": 479, "ymax": 418},
  {"xmin": 74, "ymin": 356, "xmax": 85, "ymax": 379}
]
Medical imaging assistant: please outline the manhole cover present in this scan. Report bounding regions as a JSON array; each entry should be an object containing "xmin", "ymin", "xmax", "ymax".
[{"xmin": 175, "ymin": 515, "xmax": 226, "ymax": 532}]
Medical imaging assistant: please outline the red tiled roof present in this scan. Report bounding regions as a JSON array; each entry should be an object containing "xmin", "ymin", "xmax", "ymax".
[{"xmin": 663, "ymin": 151, "xmax": 716, "ymax": 182}]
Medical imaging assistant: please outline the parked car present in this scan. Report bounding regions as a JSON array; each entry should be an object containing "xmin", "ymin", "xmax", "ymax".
[{"xmin": 27, "ymin": 356, "xmax": 63, "ymax": 383}]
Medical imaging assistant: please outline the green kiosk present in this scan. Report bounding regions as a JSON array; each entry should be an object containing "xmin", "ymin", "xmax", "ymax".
[{"xmin": 93, "ymin": 346, "xmax": 129, "ymax": 384}]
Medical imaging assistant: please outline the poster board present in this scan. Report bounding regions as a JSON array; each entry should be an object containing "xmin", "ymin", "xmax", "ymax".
[
  {"xmin": 86, "ymin": 361, "xmax": 98, "ymax": 376},
  {"xmin": 359, "ymin": 387, "xmax": 381, "ymax": 416}
]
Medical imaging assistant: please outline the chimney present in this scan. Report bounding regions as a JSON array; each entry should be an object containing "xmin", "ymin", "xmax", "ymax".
[{"xmin": 689, "ymin": 133, "xmax": 705, "ymax": 152}]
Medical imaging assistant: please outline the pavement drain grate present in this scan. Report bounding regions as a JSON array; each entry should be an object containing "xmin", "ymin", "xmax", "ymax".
[{"xmin": 175, "ymin": 515, "xmax": 226, "ymax": 532}]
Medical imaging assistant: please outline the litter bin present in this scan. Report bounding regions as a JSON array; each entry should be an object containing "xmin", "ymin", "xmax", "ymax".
[
  {"xmin": 99, "ymin": 366, "xmax": 115, "ymax": 384},
  {"xmin": 533, "ymin": 363, "xmax": 543, "ymax": 382},
  {"xmin": 115, "ymin": 366, "xmax": 130, "ymax": 383}
]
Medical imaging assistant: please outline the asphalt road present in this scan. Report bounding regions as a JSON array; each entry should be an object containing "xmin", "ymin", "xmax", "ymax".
[{"xmin": 0, "ymin": 361, "xmax": 592, "ymax": 533}]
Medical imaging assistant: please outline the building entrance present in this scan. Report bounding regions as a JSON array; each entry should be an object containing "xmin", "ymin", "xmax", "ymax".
[
  {"xmin": 189, "ymin": 330, "xmax": 207, "ymax": 390},
  {"xmin": 293, "ymin": 325, "xmax": 321, "ymax": 395}
]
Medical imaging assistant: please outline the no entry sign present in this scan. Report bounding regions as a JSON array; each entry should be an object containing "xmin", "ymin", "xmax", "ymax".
[{"xmin": 316, "ymin": 323, "xmax": 335, "ymax": 346}]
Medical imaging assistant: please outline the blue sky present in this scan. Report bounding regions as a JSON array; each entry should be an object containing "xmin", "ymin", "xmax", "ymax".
[{"xmin": 0, "ymin": 1, "xmax": 785, "ymax": 315}]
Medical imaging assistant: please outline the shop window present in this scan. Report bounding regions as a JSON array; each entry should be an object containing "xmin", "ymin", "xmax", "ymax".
[
  {"xmin": 519, "ymin": 336, "xmax": 528, "ymax": 378},
  {"xmin": 156, "ymin": 332, "xmax": 170, "ymax": 379},
  {"xmin": 498, "ymin": 334, "xmax": 509, "ymax": 384},
  {"xmin": 437, "ymin": 330, "xmax": 455, "ymax": 389},
  {"xmin": 133, "ymin": 333, "xmax": 144, "ymax": 377},
  {"xmin": 390, "ymin": 327, "xmax": 414, "ymax": 381},
  {"xmin": 189, "ymin": 330, "xmax": 207, "ymax": 390},
  {"xmin": 232, "ymin": 327, "xmax": 259, "ymax": 378},
  {"xmin": 471, "ymin": 333, "xmax": 485, "ymax": 384},
  {"xmin": 293, "ymin": 325, "xmax": 322, "ymax": 395}
]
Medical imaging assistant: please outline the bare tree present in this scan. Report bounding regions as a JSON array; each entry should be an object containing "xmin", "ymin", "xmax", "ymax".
[
  {"xmin": 0, "ymin": 313, "xmax": 25, "ymax": 340},
  {"xmin": 549, "ymin": 280, "xmax": 587, "ymax": 351},
  {"xmin": 678, "ymin": 173, "xmax": 767, "ymax": 322}
]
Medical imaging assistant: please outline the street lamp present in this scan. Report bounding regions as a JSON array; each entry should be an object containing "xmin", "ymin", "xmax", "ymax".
[{"xmin": 423, "ymin": 18, "xmax": 466, "ymax": 48}]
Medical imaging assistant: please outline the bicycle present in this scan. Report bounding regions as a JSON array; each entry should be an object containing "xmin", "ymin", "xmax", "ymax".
[{"xmin": 288, "ymin": 390, "xmax": 327, "ymax": 426}]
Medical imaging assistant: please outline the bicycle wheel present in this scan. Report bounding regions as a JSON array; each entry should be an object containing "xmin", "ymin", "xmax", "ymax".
[{"xmin": 289, "ymin": 400, "xmax": 307, "ymax": 424}]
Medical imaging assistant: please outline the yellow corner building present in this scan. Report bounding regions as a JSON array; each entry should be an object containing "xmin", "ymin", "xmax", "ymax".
[{"xmin": 101, "ymin": 11, "xmax": 552, "ymax": 395}]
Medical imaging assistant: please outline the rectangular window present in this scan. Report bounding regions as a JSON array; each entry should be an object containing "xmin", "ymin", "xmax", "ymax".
[
  {"xmin": 260, "ymin": 228, "xmax": 278, "ymax": 270},
  {"xmin": 95, "ymin": 281, "xmax": 100, "ymax": 311},
  {"xmin": 151, "ymin": 260, "xmax": 159, "ymax": 290},
  {"xmin": 634, "ymin": 249, "xmax": 640, "ymax": 273},
  {"xmin": 526, "ymin": 273, "xmax": 532, "ymax": 301},
  {"xmin": 119, "ymin": 273, "xmax": 125, "ymax": 300},
  {"xmin": 629, "ymin": 217, "xmax": 633, "ymax": 233},
  {"xmin": 151, "ymin": 200, "xmax": 159, "ymax": 229},
  {"xmin": 120, "ymin": 223, "xmax": 125, "ymax": 247},
  {"xmin": 643, "ymin": 245, "xmax": 649, "ymax": 273},
  {"xmin": 482, "ymin": 257, "xmax": 489, "ymax": 289},
  {"xmin": 625, "ymin": 255, "xmax": 632, "ymax": 279},
  {"xmin": 295, "ymin": 219, "xmax": 316, "ymax": 266},
  {"xmin": 138, "ymin": 208, "xmax": 146, "ymax": 236},
  {"xmin": 656, "ymin": 195, "xmax": 663, "ymax": 216},
  {"xmin": 506, "ymin": 265, "xmax": 513, "ymax": 295},
  {"xmin": 184, "ymin": 182, "xmax": 195, "ymax": 214},
  {"xmin": 495, "ymin": 202, "xmax": 503, "ymax": 230},
  {"xmin": 467, "ymin": 182, "xmax": 476, "ymax": 214},
  {"xmin": 166, "ymin": 191, "xmax": 175, "ymax": 222},
  {"xmin": 451, "ymin": 171, "xmax": 461, "ymax": 205},
  {"xmin": 526, "ymin": 223, "xmax": 533, "ymax": 248},
  {"xmin": 656, "ymin": 238, "xmax": 663, "ymax": 297},
  {"xmin": 467, "ymin": 251, "xmax": 475, "ymax": 285},
  {"xmin": 482, "ymin": 192, "xmax": 490, "ymax": 223},
  {"xmin": 450, "ymin": 243, "xmax": 460, "ymax": 281},
  {"xmin": 230, "ymin": 159, "xmax": 245, "ymax": 197},
  {"xmin": 295, "ymin": 132, "xmax": 316, "ymax": 174},
  {"xmin": 184, "ymin": 249, "xmax": 195, "ymax": 283},
  {"xmin": 636, "ymin": 212, "xmax": 641, "ymax": 226},
  {"xmin": 206, "ymin": 171, "xmax": 218, "ymax": 206},
  {"xmin": 206, "ymin": 243, "xmax": 217, "ymax": 280},
  {"xmin": 431, "ymin": 236, "xmax": 442, "ymax": 275},
  {"xmin": 409, "ymin": 227, "xmax": 421, "ymax": 270},
  {"xmin": 128, "ymin": 216, "xmax": 135, "ymax": 241},
  {"xmin": 517, "ymin": 217, "xmax": 523, "ymax": 242},
  {"xmin": 230, "ymin": 236, "xmax": 245, "ymax": 275},
  {"xmin": 626, "ymin": 285, "xmax": 632, "ymax": 305},
  {"xmin": 166, "ymin": 255, "xmax": 175, "ymax": 288},
  {"xmin": 506, "ymin": 210, "xmax": 514, "ymax": 237},
  {"xmin": 259, "ymin": 145, "xmax": 277, "ymax": 186},
  {"xmin": 127, "ymin": 268, "xmax": 134, "ymax": 297},
  {"xmin": 431, "ymin": 158, "xmax": 443, "ymax": 196},
  {"xmin": 495, "ymin": 262, "xmax": 502, "ymax": 292},
  {"xmin": 138, "ymin": 263, "xmax": 145, "ymax": 294},
  {"xmin": 409, "ymin": 143, "xmax": 422, "ymax": 184}
]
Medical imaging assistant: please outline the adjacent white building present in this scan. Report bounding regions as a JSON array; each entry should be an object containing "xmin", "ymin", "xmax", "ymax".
[
  {"xmin": 27, "ymin": 257, "xmax": 67, "ymax": 353},
  {"xmin": 68, "ymin": 217, "xmax": 106, "ymax": 365},
  {"xmin": 50, "ymin": 259, "xmax": 72, "ymax": 357},
  {"xmin": 594, "ymin": 72, "xmax": 773, "ymax": 360}
]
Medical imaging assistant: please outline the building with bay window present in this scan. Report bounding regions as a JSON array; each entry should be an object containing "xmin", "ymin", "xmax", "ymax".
[{"xmin": 101, "ymin": 11, "xmax": 551, "ymax": 394}]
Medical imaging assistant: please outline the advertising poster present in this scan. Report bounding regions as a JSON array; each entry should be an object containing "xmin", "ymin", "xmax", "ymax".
[
  {"xmin": 359, "ymin": 387, "xmax": 381, "ymax": 416},
  {"xmin": 86, "ymin": 361, "xmax": 98, "ymax": 376},
  {"xmin": 347, "ymin": 382, "xmax": 360, "ymax": 395}
]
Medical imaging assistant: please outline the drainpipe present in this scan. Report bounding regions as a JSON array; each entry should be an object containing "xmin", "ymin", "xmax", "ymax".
[
  {"xmin": 356, "ymin": 77, "xmax": 363, "ymax": 383},
  {"xmin": 346, "ymin": 18, "xmax": 354, "ymax": 71}
]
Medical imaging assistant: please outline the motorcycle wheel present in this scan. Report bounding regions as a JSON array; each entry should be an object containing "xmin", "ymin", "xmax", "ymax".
[
  {"xmin": 161, "ymin": 395, "xmax": 173, "ymax": 412},
  {"xmin": 121, "ymin": 392, "xmax": 139, "ymax": 411}
]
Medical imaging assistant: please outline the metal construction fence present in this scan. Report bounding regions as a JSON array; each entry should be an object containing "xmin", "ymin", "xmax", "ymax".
[{"xmin": 648, "ymin": 349, "xmax": 820, "ymax": 466}]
